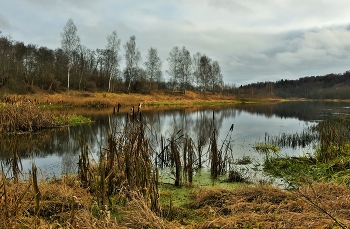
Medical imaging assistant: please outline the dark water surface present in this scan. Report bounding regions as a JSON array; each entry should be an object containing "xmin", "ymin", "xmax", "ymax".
[{"xmin": 1, "ymin": 101, "xmax": 350, "ymax": 179}]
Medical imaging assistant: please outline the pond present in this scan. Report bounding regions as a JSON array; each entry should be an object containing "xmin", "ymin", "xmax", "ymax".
[{"xmin": 1, "ymin": 101, "xmax": 350, "ymax": 181}]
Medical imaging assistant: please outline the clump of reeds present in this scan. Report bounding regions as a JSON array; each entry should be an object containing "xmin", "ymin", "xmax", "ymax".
[
  {"xmin": 78, "ymin": 121, "xmax": 162, "ymax": 216},
  {"xmin": 316, "ymin": 117, "xmax": 350, "ymax": 163},
  {"xmin": 78, "ymin": 136, "xmax": 91, "ymax": 189},
  {"xmin": 265, "ymin": 127, "xmax": 318, "ymax": 149},
  {"xmin": 169, "ymin": 131, "xmax": 183, "ymax": 187},
  {"xmin": 209, "ymin": 122, "xmax": 234, "ymax": 178},
  {"xmin": 0, "ymin": 103, "xmax": 61, "ymax": 133}
]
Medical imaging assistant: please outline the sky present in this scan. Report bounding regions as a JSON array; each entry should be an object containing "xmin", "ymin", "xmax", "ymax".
[{"xmin": 1, "ymin": 0, "xmax": 350, "ymax": 86}]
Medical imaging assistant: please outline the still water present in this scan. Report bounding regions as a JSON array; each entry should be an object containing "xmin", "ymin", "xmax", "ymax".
[{"xmin": 1, "ymin": 101, "xmax": 350, "ymax": 179}]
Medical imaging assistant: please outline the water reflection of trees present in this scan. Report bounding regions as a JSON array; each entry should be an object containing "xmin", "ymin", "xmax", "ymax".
[
  {"xmin": 2, "ymin": 102, "xmax": 339, "ymax": 163},
  {"xmin": 233, "ymin": 101, "xmax": 350, "ymax": 121},
  {"xmin": 0, "ymin": 107, "xmax": 235, "ymax": 161}
]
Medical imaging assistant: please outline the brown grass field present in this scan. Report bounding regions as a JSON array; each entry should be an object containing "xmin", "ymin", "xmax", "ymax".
[
  {"xmin": 0, "ymin": 90, "xmax": 283, "ymax": 108},
  {"xmin": 1, "ymin": 176, "xmax": 349, "ymax": 228}
]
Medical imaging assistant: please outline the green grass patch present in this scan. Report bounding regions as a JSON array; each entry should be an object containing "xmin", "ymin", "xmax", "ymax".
[
  {"xmin": 263, "ymin": 153, "xmax": 350, "ymax": 186},
  {"xmin": 39, "ymin": 104, "xmax": 72, "ymax": 109},
  {"xmin": 148, "ymin": 102, "xmax": 187, "ymax": 106},
  {"xmin": 68, "ymin": 115, "xmax": 92, "ymax": 125},
  {"xmin": 157, "ymin": 169, "xmax": 245, "ymax": 223},
  {"xmin": 55, "ymin": 115, "xmax": 92, "ymax": 126},
  {"xmin": 258, "ymin": 141, "xmax": 350, "ymax": 186},
  {"xmin": 192, "ymin": 101, "xmax": 234, "ymax": 106}
]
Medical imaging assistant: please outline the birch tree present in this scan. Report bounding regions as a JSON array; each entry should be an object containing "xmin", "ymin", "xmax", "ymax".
[
  {"xmin": 179, "ymin": 46, "xmax": 192, "ymax": 91},
  {"xmin": 166, "ymin": 46, "xmax": 180, "ymax": 90},
  {"xmin": 144, "ymin": 47, "xmax": 162, "ymax": 92},
  {"xmin": 105, "ymin": 30, "xmax": 121, "ymax": 91},
  {"xmin": 124, "ymin": 36, "xmax": 141, "ymax": 93},
  {"xmin": 192, "ymin": 52, "xmax": 201, "ymax": 90},
  {"xmin": 61, "ymin": 19, "xmax": 80, "ymax": 90},
  {"xmin": 199, "ymin": 55, "xmax": 212, "ymax": 92},
  {"xmin": 210, "ymin": 61, "xmax": 223, "ymax": 92}
]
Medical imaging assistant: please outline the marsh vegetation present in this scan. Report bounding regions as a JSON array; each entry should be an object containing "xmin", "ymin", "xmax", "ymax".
[{"xmin": 1, "ymin": 101, "xmax": 350, "ymax": 228}]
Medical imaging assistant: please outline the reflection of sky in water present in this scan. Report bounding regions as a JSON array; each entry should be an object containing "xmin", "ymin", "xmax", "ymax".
[
  {"xmin": 229, "ymin": 111, "xmax": 316, "ymax": 157},
  {"xmin": 9, "ymin": 102, "xmax": 350, "ymax": 179}
]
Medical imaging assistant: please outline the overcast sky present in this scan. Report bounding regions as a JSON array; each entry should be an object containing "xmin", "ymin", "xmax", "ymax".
[{"xmin": 1, "ymin": 0, "xmax": 350, "ymax": 85}]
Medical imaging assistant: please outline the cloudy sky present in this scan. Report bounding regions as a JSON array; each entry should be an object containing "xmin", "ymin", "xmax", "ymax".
[{"xmin": 1, "ymin": 0, "xmax": 350, "ymax": 85}]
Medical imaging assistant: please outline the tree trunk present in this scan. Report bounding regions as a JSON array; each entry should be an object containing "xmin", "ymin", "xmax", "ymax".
[
  {"xmin": 67, "ymin": 66, "xmax": 70, "ymax": 91},
  {"xmin": 108, "ymin": 75, "xmax": 111, "ymax": 92}
]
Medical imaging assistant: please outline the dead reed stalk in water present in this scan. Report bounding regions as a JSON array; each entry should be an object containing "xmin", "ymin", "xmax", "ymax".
[
  {"xmin": 170, "ymin": 132, "xmax": 182, "ymax": 187},
  {"xmin": 31, "ymin": 163, "xmax": 41, "ymax": 227}
]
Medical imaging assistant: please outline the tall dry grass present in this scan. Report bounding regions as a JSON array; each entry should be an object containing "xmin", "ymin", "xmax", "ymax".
[
  {"xmin": 0, "ymin": 103, "xmax": 62, "ymax": 133},
  {"xmin": 2, "ymin": 90, "xmax": 240, "ymax": 108},
  {"xmin": 190, "ymin": 182, "xmax": 350, "ymax": 228}
]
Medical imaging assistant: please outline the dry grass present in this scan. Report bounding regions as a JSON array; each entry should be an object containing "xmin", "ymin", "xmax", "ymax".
[
  {"xmin": 189, "ymin": 183, "xmax": 350, "ymax": 228},
  {"xmin": 1, "ymin": 174, "xmax": 350, "ymax": 228},
  {"xmin": 0, "ymin": 103, "xmax": 62, "ymax": 133},
  {"xmin": 0, "ymin": 175, "xmax": 174, "ymax": 229},
  {"xmin": 1, "ymin": 90, "xmax": 247, "ymax": 108}
]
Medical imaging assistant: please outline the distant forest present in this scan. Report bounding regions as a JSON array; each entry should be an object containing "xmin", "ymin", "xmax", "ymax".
[
  {"xmin": 0, "ymin": 19, "xmax": 349, "ymax": 99},
  {"xmin": 236, "ymin": 71, "xmax": 350, "ymax": 99}
]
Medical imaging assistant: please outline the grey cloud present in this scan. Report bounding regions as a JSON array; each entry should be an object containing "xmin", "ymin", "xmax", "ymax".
[
  {"xmin": 2, "ymin": 0, "xmax": 350, "ymax": 85},
  {"xmin": 0, "ymin": 14, "xmax": 11, "ymax": 30}
]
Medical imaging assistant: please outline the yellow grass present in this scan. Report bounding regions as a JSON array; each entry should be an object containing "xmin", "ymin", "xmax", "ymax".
[
  {"xmin": 1, "ymin": 177, "xmax": 349, "ymax": 228},
  {"xmin": 1, "ymin": 90, "xmax": 283, "ymax": 108}
]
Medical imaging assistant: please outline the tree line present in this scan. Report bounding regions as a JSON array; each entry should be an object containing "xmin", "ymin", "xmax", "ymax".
[
  {"xmin": 0, "ymin": 19, "xmax": 223, "ymax": 94},
  {"xmin": 236, "ymin": 71, "xmax": 350, "ymax": 99}
]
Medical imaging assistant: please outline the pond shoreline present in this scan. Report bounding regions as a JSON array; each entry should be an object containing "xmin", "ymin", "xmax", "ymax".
[{"xmin": 0, "ymin": 90, "xmax": 292, "ymax": 108}]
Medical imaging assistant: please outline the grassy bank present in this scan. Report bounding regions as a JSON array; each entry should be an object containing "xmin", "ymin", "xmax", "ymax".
[
  {"xmin": 0, "ymin": 90, "xmax": 284, "ymax": 108},
  {"xmin": 0, "ymin": 103, "xmax": 91, "ymax": 134},
  {"xmin": 1, "ymin": 175, "xmax": 349, "ymax": 228}
]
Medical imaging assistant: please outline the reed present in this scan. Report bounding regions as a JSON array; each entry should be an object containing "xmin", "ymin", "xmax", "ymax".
[
  {"xmin": 265, "ymin": 128, "xmax": 318, "ymax": 149},
  {"xmin": 169, "ymin": 132, "xmax": 182, "ymax": 186},
  {"xmin": 186, "ymin": 138, "xmax": 195, "ymax": 184},
  {"xmin": 77, "ymin": 121, "xmax": 162, "ymax": 216},
  {"xmin": 209, "ymin": 122, "xmax": 234, "ymax": 178},
  {"xmin": 0, "ymin": 104, "xmax": 62, "ymax": 133},
  {"xmin": 11, "ymin": 151, "xmax": 21, "ymax": 183},
  {"xmin": 1, "ymin": 165, "xmax": 9, "ymax": 223},
  {"xmin": 210, "ymin": 129, "xmax": 219, "ymax": 178},
  {"xmin": 316, "ymin": 118, "xmax": 350, "ymax": 163},
  {"xmin": 197, "ymin": 138, "xmax": 204, "ymax": 169},
  {"xmin": 78, "ymin": 136, "xmax": 91, "ymax": 188},
  {"xmin": 31, "ymin": 163, "xmax": 41, "ymax": 228}
]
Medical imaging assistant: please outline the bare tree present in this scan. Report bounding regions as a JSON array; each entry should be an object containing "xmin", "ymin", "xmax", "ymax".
[
  {"xmin": 105, "ymin": 30, "xmax": 121, "ymax": 92},
  {"xmin": 192, "ymin": 52, "xmax": 202, "ymax": 90},
  {"xmin": 179, "ymin": 46, "xmax": 192, "ymax": 92},
  {"xmin": 210, "ymin": 61, "xmax": 223, "ymax": 92},
  {"xmin": 167, "ymin": 46, "xmax": 192, "ymax": 92},
  {"xmin": 199, "ymin": 55, "xmax": 212, "ymax": 92},
  {"xmin": 167, "ymin": 46, "xmax": 181, "ymax": 90},
  {"xmin": 124, "ymin": 36, "xmax": 141, "ymax": 93},
  {"xmin": 61, "ymin": 19, "xmax": 80, "ymax": 90},
  {"xmin": 144, "ymin": 47, "xmax": 162, "ymax": 92}
]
